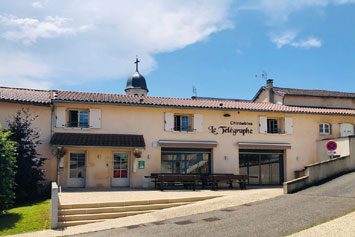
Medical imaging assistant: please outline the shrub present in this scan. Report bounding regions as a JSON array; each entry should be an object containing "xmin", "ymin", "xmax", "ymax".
[
  {"xmin": 0, "ymin": 125, "xmax": 16, "ymax": 214},
  {"xmin": 7, "ymin": 109, "xmax": 47, "ymax": 203}
]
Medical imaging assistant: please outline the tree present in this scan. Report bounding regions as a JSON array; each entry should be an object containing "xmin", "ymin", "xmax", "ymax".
[
  {"xmin": 0, "ymin": 125, "xmax": 16, "ymax": 214},
  {"xmin": 7, "ymin": 109, "xmax": 46, "ymax": 203}
]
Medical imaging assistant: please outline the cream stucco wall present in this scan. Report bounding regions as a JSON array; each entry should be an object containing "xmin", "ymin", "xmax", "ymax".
[
  {"xmin": 254, "ymin": 89, "xmax": 283, "ymax": 104},
  {"xmin": 317, "ymin": 137, "xmax": 350, "ymax": 162},
  {"xmin": 0, "ymin": 102, "xmax": 56, "ymax": 181},
  {"xmin": 52, "ymin": 102, "xmax": 355, "ymax": 188}
]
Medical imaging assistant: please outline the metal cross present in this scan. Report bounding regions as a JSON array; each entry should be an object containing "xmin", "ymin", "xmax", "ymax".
[{"xmin": 134, "ymin": 56, "xmax": 140, "ymax": 72}]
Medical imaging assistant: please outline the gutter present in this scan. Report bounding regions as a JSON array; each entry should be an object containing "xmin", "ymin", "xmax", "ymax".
[{"xmin": 52, "ymin": 100, "xmax": 355, "ymax": 117}]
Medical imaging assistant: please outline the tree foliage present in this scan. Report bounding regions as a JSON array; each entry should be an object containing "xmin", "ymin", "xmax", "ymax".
[
  {"xmin": 0, "ymin": 125, "xmax": 16, "ymax": 214},
  {"xmin": 7, "ymin": 109, "xmax": 46, "ymax": 203}
]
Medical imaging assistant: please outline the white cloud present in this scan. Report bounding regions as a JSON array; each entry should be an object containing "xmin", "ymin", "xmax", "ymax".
[
  {"xmin": 32, "ymin": 2, "xmax": 44, "ymax": 9},
  {"xmin": 0, "ymin": 51, "xmax": 52, "ymax": 89},
  {"xmin": 271, "ymin": 31, "xmax": 322, "ymax": 49},
  {"xmin": 270, "ymin": 31, "xmax": 296, "ymax": 49},
  {"xmin": 291, "ymin": 37, "xmax": 322, "ymax": 49},
  {"xmin": 0, "ymin": 15, "xmax": 91, "ymax": 45},
  {"xmin": 240, "ymin": 0, "xmax": 355, "ymax": 23},
  {"xmin": 0, "ymin": 0, "xmax": 233, "ymax": 89}
]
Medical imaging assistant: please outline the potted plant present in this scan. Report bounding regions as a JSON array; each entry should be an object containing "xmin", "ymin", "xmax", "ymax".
[{"xmin": 133, "ymin": 149, "xmax": 142, "ymax": 158}]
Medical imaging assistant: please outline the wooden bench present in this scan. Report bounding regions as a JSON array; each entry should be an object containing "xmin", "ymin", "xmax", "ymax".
[
  {"xmin": 146, "ymin": 173, "xmax": 247, "ymax": 191},
  {"xmin": 155, "ymin": 174, "xmax": 200, "ymax": 191},
  {"xmin": 208, "ymin": 174, "xmax": 248, "ymax": 190}
]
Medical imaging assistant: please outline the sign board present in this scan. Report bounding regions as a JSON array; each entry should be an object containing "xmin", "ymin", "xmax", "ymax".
[
  {"xmin": 326, "ymin": 141, "xmax": 337, "ymax": 151},
  {"xmin": 138, "ymin": 160, "xmax": 145, "ymax": 169},
  {"xmin": 328, "ymin": 151, "xmax": 336, "ymax": 155}
]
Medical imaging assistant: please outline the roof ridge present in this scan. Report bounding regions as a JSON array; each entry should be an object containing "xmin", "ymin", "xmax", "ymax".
[
  {"xmin": 0, "ymin": 86, "xmax": 51, "ymax": 92},
  {"xmin": 273, "ymin": 87, "xmax": 355, "ymax": 95}
]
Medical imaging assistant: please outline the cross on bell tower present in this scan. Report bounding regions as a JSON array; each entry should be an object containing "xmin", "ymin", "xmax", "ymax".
[
  {"xmin": 134, "ymin": 56, "xmax": 140, "ymax": 72},
  {"xmin": 125, "ymin": 56, "xmax": 149, "ymax": 96}
]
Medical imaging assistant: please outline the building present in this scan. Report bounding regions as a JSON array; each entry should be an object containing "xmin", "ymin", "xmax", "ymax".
[{"xmin": 1, "ymin": 62, "xmax": 355, "ymax": 188}]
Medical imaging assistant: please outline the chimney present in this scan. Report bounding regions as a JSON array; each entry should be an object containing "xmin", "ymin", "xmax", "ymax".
[{"xmin": 266, "ymin": 79, "xmax": 274, "ymax": 103}]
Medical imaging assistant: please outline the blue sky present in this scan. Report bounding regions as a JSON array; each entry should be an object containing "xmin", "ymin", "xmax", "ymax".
[{"xmin": 0, "ymin": 1, "xmax": 355, "ymax": 100}]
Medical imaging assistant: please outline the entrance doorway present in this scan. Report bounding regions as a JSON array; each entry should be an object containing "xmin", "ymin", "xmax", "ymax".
[
  {"xmin": 68, "ymin": 152, "xmax": 86, "ymax": 188},
  {"xmin": 112, "ymin": 153, "xmax": 129, "ymax": 186},
  {"xmin": 239, "ymin": 149, "xmax": 284, "ymax": 185}
]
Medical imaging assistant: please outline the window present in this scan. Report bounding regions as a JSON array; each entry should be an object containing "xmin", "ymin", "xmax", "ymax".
[
  {"xmin": 267, "ymin": 119, "xmax": 280, "ymax": 134},
  {"xmin": 161, "ymin": 148, "xmax": 211, "ymax": 174},
  {"xmin": 69, "ymin": 152, "xmax": 86, "ymax": 179},
  {"xmin": 69, "ymin": 110, "xmax": 89, "ymax": 128},
  {"xmin": 320, "ymin": 123, "xmax": 331, "ymax": 135},
  {"xmin": 174, "ymin": 115, "xmax": 192, "ymax": 132}
]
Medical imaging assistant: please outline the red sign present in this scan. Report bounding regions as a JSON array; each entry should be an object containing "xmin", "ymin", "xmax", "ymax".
[{"xmin": 326, "ymin": 141, "xmax": 337, "ymax": 151}]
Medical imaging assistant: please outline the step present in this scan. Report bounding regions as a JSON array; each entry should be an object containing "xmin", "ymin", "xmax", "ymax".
[
  {"xmin": 59, "ymin": 195, "xmax": 220, "ymax": 209},
  {"xmin": 58, "ymin": 210, "xmax": 151, "ymax": 221},
  {"xmin": 59, "ymin": 202, "xmax": 190, "ymax": 215},
  {"xmin": 57, "ymin": 219, "xmax": 104, "ymax": 228}
]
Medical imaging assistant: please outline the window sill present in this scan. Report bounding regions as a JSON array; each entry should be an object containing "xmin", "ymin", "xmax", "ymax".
[
  {"xmin": 170, "ymin": 130, "xmax": 197, "ymax": 133},
  {"xmin": 264, "ymin": 133, "xmax": 290, "ymax": 135},
  {"xmin": 63, "ymin": 127, "xmax": 91, "ymax": 130}
]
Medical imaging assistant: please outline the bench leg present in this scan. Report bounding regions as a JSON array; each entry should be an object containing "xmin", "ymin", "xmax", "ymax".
[
  {"xmin": 212, "ymin": 183, "xmax": 218, "ymax": 191},
  {"xmin": 192, "ymin": 183, "xmax": 196, "ymax": 191},
  {"xmin": 229, "ymin": 182, "xmax": 233, "ymax": 189}
]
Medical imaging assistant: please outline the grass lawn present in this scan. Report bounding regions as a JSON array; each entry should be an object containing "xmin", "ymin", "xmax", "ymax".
[{"xmin": 0, "ymin": 199, "xmax": 51, "ymax": 236}]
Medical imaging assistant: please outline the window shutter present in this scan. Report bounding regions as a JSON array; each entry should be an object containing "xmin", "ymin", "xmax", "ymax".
[
  {"xmin": 285, "ymin": 117, "xmax": 293, "ymax": 134},
  {"xmin": 164, "ymin": 112, "xmax": 174, "ymax": 131},
  {"xmin": 89, "ymin": 109, "xmax": 101, "ymax": 128},
  {"xmin": 329, "ymin": 124, "xmax": 332, "ymax": 135},
  {"xmin": 259, "ymin": 116, "xmax": 267, "ymax": 134},
  {"xmin": 193, "ymin": 114, "xmax": 203, "ymax": 132},
  {"xmin": 55, "ymin": 107, "xmax": 66, "ymax": 128}
]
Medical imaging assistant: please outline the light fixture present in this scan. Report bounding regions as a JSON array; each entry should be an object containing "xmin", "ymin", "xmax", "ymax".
[{"xmin": 223, "ymin": 113, "xmax": 231, "ymax": 117}]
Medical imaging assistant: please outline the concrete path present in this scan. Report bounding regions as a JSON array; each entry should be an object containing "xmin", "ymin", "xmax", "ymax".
[
  {"xmin": 290, "ymin": 210, "xmax": 355, "ymax": 236},
  {"xmin": 59, "ymin": 188, "xmax": 268, "ymax": 204},
  {"xmin": 74, "ymin": 172, "xmax": 355, "ymax": 237},
  {"xmin": 14, "ymin": 187, "xmax": 282, "ymax": 237}
]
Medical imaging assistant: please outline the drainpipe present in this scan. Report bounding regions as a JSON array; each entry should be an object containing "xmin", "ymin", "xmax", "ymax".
[
  {"xmin": 50, "ymin": 90, "xmax": 55, "ymax": 136},
  {"xmin": 266, "ymin": 79, "xmax": 274, "ymax": 103},
  {"xmin": 50, "ymin": 90, "xmax": 61, "ymax": 185}
]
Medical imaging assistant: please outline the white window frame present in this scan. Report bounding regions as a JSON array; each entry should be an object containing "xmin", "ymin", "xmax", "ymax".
[
  {"xmin": 174, "ymin": 114, "xmax": 192, "ymax": 132},
  {"xmin": 68, "ymin": 109, "xmax": 89, "ymax": 128},
  {"xmin": 319, "ymin": 123, "xmax": 331, "ymax": 135},
  {"xmin": 267, "ymin": 118, "xmax": 280, "ymax": 134}
]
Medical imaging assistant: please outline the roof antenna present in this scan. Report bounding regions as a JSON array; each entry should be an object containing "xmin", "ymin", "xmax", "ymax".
[
  {"xmin": 192, "ymin": 86, "xmax": 197, "ymax": 97},
  {"xmin": 255, "ymin": 70, "xmax": 268, "ymax": 81},
  {"xmin": 134, "ymin": 55, "xmax": 140, "ymax": 72}
]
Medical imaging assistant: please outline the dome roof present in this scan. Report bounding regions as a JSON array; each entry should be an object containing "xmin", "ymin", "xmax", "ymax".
[{"xmin": 125, "ymin": 71, "xmax": 148, "ymax": 92}]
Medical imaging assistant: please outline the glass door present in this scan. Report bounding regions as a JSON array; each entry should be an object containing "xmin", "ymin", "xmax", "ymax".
[
  {"xmin": 68, "ymin": 152, "xmax": 86, "ymax": 188},
  {"xmin": 112, "ymin": 153, "xmax": 129, "ymax": 187},
  {"xmin": 239, "ymin": 150, "xmax": 284, "ymax": 185}
]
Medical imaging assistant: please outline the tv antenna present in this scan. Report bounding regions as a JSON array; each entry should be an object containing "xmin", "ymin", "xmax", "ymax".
[
  {"xmin": 255, "ymin": 71, "xmax": 268, "ymax": 81},
  {"xmin": 192, "ymin": 86, "xmax": 197, "ymax": 97}
]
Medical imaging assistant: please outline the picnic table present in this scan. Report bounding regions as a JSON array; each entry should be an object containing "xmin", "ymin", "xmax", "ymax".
[{"xmin": 145, "ymin": 173, "xmax": 248, "ymax": 191}]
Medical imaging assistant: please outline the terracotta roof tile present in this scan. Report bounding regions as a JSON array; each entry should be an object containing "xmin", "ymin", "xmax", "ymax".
[
  {"xmin": 2, "ymin": 86, "xmax": 355, "ymax": 116},
  {"xmin": 54, "ymin": 90, "xmax": 355, "ymax": 116},
  {"xmin": 0, "ymin": 86, "xmax": 51, "ymax": 104},
  {"xmin": 273, "ymin": 87, "xmax": 355, "ymax": 98},
  {"xmin": 50, "ymin": 133, "xmax": 145, "ymax": 148}
]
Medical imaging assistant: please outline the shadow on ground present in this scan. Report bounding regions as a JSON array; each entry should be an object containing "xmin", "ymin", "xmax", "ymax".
[{"xmin": 0, "ymin": 213, "xmax": 21, "ymax": 232}]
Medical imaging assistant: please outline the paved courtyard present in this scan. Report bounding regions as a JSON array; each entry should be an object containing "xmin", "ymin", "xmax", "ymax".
[
  {"xmin": 74, "ymin": 172, "xmax": 355, "ymax": 237},
  {"xmin": 17, "ymin": 186, "xmax": 282, "ymax": 236}
]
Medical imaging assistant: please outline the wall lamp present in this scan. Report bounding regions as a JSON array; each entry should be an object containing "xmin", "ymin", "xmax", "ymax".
[{"xmin": 223, "ymin": 113, "xmax": 231, "ymax": 117}]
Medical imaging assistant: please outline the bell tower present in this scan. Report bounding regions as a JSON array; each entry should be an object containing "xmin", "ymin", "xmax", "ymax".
[{"xmin": 125, "ymin": 57, "xmax": 149, "ymax": 96}]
